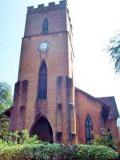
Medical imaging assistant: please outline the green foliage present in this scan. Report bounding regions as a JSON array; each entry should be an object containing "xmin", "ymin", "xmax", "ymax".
[
  {"xmin": 0, "ymin": 119, "xmax": 118, "ymax": 160},
  {"xmin": 114, "ymin": 139, "xmax": 120, "ymax": 155},
  {"xmin": 0, "ymin": 117, "xmax": 39, "ymax": 145},
  {"xmin": 93, "ymin": 133, "xmax": 115, "ymax": 149},
  {"xmin": 0, "ymin": 81, "xmax": 12, "ymax": 113},
  {"xmin": 0, "ymin": 143, "xmax": 118, "ymax": 160},
  {"xmin": 0, "ymin": 115, "xmax": 10, "ymax": 141},
  {"xmin": 107, "ymin": 32, "xmax": 120, "ymax": 73},
  {"xmin": 4, "ymin": 130, "xmax": 39, "ymax": 145},
  {"xmin": 75, "ymin": 144, "xmax": 117, "ymax": 160},
  {"xmin": 18, "ymin": 130, "xmax": 40, "ymax": 145}
]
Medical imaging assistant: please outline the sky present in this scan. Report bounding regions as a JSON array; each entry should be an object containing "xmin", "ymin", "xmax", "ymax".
[{"xmin": 0, "ymin": 0, "xmax": 120, "ymax": 119}]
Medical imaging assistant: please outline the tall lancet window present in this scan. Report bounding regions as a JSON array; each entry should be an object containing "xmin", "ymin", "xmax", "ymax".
[
  {"xmin": 42, "ymin": 18, "xmax": 48, "ymax": 34},
  {"xmin": 38, "ymin": 61, "xmax": 47, "ymax": 99},
  {"xmin": 85, "ymin": 114, "xmax": 93, "ymax": 144}
]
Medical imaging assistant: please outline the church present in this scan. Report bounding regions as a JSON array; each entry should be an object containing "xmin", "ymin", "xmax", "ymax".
[{"xmin": 9, "ymin": 0, "xmax": 119, "ymax": 144}]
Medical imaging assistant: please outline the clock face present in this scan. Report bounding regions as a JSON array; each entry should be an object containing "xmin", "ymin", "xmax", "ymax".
[{"xmin": 38, "ymin": 42, "xmax": 49, "ymax": 52}]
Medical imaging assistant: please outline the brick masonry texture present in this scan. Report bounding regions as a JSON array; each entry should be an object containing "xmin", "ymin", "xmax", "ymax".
[{"xmin": 10, "ymin": 0, "xmax": 119, "ymax": 144}]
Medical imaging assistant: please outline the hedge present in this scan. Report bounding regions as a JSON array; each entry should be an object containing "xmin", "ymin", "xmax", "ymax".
[{"xmin": 0, "ymin": 143, "xmax": 118, "ymax": 160}]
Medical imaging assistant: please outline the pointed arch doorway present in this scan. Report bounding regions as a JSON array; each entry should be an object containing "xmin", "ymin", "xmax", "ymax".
[{"xmin": 30, "ymin": 116, "xmax": 53, "ymax": 143}]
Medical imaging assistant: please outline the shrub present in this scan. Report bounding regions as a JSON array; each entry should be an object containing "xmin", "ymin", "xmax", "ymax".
[
  {"xmin": 76, "ymin": 144, "xmax": 117, "ymax": 160},
  {"xmin": 0, "ymin": 115, "xmax": 9, "ymax": 141},
  {"xmin": 114, "ymin": 139, "xmax": 120, "ymax": 158},
  {"xmin": 16, "ymin": 129, "xmax": 40, "ymax": 145},
  {"xmin": 0, "ymin": 128, "xmax": 40, "ymax": 145},
  {"xmin": 58, "ymin": 144, "xmax": 117, "ymax": 160},
  {"xmin": 0, "ymin": 143, "xmax": 118, "ymax": 160},
  {"xmin": 115, "ymin": 139, "xmax": 120, "ymax": 152},
  {"xmin": 0, "ymin": 145, "xmax": 22, "ymax": 160},
  {"xmin": 93, "ymin": 133, "xmax": 115, "ymax": 149}
]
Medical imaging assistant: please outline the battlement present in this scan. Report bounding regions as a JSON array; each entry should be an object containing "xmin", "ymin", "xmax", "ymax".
[{"xmin": 27, "ymin": 0, "xmax": 67, "ymax": 15}]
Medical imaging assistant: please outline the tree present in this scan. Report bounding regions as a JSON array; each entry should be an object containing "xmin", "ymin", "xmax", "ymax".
[
  {"xmin": 0, "ymin": 115, "xmax": 9, "ymax": 141},
  {"xmin": 0, "ymin": 82, "xmax": 12, "ymax": 114},
  {"xmin": 107, "ymin": 33, "xmax": 120, "ymax": 73}
]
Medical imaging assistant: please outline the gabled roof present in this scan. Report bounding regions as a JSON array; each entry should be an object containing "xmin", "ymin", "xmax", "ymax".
[
  {"xmin": 75, "ymin": 87, "xmax": 108, "ymax": 106},
  {"xmin": 97, "ymin": 97, "xmax": 119, "ymax": 119},
  {"xmin": 75, "ymin": 87, "xmax": 119, "ymax": 119}
]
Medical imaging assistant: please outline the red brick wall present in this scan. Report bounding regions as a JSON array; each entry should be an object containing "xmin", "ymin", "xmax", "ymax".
[
  {"xmin": 10, "ymin": 3, "xmax": 75, "ymax": 143},
  {"xmin": 75, "ymin": 90, "xmax": 101, "ymax": 143},
  {"xmin": 105, "ymin": 118, "xmax": 119, "ymax": 139},
  {"xmin": 10, "ymin": 2, "xmax": 119, "ymax": 144}
]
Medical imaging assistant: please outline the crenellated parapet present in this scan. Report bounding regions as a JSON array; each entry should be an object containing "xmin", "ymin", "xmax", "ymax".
[{"xmin": 27, "ymin": 0, "xmax": 67, "ymax": 15}]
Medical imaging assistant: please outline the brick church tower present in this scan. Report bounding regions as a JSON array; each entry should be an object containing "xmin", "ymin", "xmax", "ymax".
[{"xmin": 10, "ymin": 0, "xmax": 76, "ymax": 143}]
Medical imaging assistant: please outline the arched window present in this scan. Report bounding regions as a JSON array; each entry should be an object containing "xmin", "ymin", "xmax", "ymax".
[
  {"xmin": 38, "ymin": 61, "xmax": 47, "ymax": 99},
  {"xmin": 85, "ymin": 114, "xmax": 93, "ymax": 144},
  {"xmin": 42, "ymin": 18, "xmax": 48, "ymax": 34}
]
